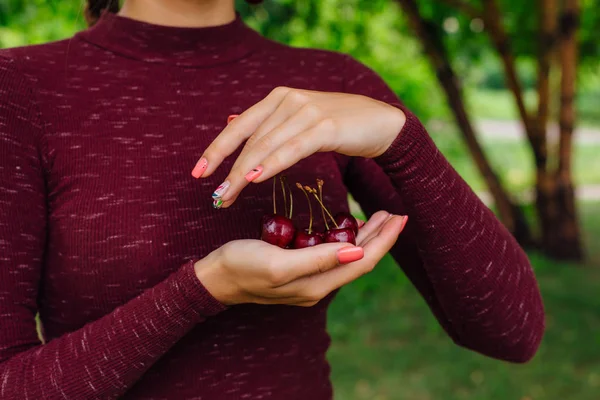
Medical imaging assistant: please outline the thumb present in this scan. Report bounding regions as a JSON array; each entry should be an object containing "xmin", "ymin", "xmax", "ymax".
[{"xmin": 282, "ymin": 242, "xmax": 364, "ymax": 281}]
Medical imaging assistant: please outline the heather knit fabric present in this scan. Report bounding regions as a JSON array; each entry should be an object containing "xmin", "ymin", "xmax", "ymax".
[{"xmin": 0, "ymin": 12, "xmax": 544, "ymax": 400}]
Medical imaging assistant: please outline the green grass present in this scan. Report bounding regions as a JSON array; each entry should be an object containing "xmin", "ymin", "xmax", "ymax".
[
  {"xmin": 328, "ymin": 202, "xmax": 600, "ymax": 399},
  {"xmin": 428, "ymin": 127, "xmax": 600, "ymax": 194},
  {"xmin": 467, "ymin": 89, "xmax": 600, "ymax": 127}
]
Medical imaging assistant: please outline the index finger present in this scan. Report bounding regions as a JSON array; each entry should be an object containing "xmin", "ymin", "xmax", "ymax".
[
  {"xmin": 271, "ymin": 242, "xmax": 362, "ymax": 285},
  {"xmin": 193, "ymin": 86, "xmax": 292, "ymax": 178}
]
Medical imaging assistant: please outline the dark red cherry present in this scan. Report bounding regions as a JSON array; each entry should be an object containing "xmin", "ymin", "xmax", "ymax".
[
  {"xmin": 292, "ymin": 229, "xmax": 324, "ymax": 249},
  {"xmin": 261, "ymin": 214, "xmax": 296, "ymax": 248},
  {"xmin": 334, "ymin": 212, "xmax": 359, "ymax": 234},
  {"xmin": 324, "ymin": 227, "xmax": 356, "ymax": 245}
]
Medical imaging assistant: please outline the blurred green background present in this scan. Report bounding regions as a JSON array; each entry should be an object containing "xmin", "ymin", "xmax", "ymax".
[{"xmin": 1, "ymin": 1, "xmax": 599, "ymax": 399}]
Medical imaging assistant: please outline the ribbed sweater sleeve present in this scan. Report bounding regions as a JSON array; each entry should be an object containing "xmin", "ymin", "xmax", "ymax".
[
  {"xmin": 0, "ymin": 57, "xmax": 226, "ymax": 400},
  {"xmin": 341, "ymin": 55, "xmax": 545, "ymax": 363}
]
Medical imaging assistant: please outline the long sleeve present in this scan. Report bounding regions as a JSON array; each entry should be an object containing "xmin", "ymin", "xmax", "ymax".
[
  {"xmin": 0, "ymin": 57, "xmax": 226, "ymax": 400},
  {"xmin": 341, "ymin": 55, "xmax": 545, "ymax": 363}
]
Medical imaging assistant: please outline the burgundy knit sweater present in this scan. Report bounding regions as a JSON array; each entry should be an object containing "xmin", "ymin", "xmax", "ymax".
[{"xmin": 0, "ymin": 12, "xmax": 544, "ymax": 400}]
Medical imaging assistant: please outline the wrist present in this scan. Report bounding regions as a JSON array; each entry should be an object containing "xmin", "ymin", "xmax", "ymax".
[
  {"xmin": 194, "ymin": 255, "xmax": 235, "ymax": 306},
  {"xmin": 374, "ymin": 104, "xmax": 428, "ymax": 169},
  {"xmin": 377, "ymin": 103, "xmax": 406, "ymax": 157}
]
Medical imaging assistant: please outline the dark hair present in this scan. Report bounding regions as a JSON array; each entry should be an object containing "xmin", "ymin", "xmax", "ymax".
[
  {"xmin": 85, "ymin": 0, "xmax": 120, "ymax": 26},
  {"xmin": 85, "ymin": 0, "xmax": 264, "ymax": 26}
]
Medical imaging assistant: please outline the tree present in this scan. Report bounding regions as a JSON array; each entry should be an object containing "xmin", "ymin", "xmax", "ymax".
[
  {"xmin": 396, "ymin": 0, "xmax": 585, "ymax": 260},
  {"xmin": 393, "ymin": 0, "xmax": 532, "ymax": 245}
]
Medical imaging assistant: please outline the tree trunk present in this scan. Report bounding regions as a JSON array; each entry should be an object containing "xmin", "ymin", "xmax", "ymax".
[
  {"xmin": 538, "ymin": 0, "xmax": 583, "ymax": 260},
  {"xmin": 537, "ymin": 0, "xmax": 558, "ymax": 132},
  {"xmin": 429, "ymin": 0, "xmax": 584, "ymax": 260},
  {"xmin": 395, "ymin": 0, "xmax": 532, "ymax": 244}
]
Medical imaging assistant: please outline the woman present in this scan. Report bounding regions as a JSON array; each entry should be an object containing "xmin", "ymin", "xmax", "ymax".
[{"xmin": 0, "ymin": 0, "xmax": 544, "ymax": 398}]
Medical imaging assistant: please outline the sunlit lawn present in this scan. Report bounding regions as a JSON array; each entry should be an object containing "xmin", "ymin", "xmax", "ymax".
[
  {"xmin": 457, "ymin": 88, "xmax": 600, "ymax": 193},
  {"xmin": 428, "ymin": 125, "xmax": 600, "ymax": 194},
  {"xmin": 466, "ymin": 89, "xmax": 600, "ymax": 127},
  {"xmin": 329, "ymin": 202, "xmax": 600, "ymax": 400}
]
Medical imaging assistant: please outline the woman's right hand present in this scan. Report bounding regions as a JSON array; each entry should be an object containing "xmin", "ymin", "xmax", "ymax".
[{"xmin": 194, "ymin": 211, "xmax": 407, "ymax": 306}]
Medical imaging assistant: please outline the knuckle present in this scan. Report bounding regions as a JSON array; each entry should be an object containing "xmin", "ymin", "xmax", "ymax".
[
  {"xmin": 285, "ymin": 89, "xmax": 309, "ymax": 106},
  {"xmin": 245, "ymin": 133, "xmax": 260, "ymax": 148},
  {"xmin": 270, "ymin": 86, "xmax": 290, "ymax": 97},
  {"xmin": 267, "ymin": 152, "xmax": 285, "ymax": 173},
  {"xmin": 286, "ymin": 136, "xmax": 305, "ymax": 154},
  {"xmin": 256, "ymin": 135, "xmax": 274, "ymax": 153},
  {"xmin": 317, "ymin": 117, "xmax": 337, "ymax": 133},
  {"xmin": 203, "ymin": 146, "xmax": 221, "ymax": 161},
  {"xmin": 264, "ymin": 264, "xmax": 285, "ymax": 286},
  {"xmin": 313, "ymin": 254, "xmax": 330, "ymax": 274},
  {"xmin": 301, "ymin": 103, "xmax": 322, "ymax": 119},
  {"xmin": 220, "ymin": 241, "xmax": 234, "ymax": 256},
  {"xmin": 218, "ymin": 243, "xmax": 235, "ymax": 267},
  {"xmin": 305, "ymin": 288, "xmax": 327, "ymax": 303}
]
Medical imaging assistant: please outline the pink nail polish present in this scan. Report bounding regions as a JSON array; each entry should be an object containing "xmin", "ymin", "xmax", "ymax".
[
  {"xmin": 399, "ymin": 215, "xmax": 409, "ymax": 231},
  {"xmin": 357, "ymin": 219, "xmax": 365, "ymax": 228},
  {"xmin": 337, "ymin": 247, "xmax": 364, "ymax": 264},
  {"xmin": 227, "ymin": 114, "xmax": 239, "ymax": 124},
  {"xmin": 191, "ymin": 157, "xmax": 208, "ymax": 178},
  {"xmin": 244, "ymin": 166, "xmax": 263, "ymax": 182}
]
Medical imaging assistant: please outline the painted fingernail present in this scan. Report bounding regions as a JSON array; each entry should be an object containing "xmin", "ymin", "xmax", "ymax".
[
  {"xmin": 227, "ymin": 114, "xmax": 239, "ymax": 124},
  {"xmin": 399, "ymin": 215, "xmax": 409, "ymax": 230},
  {"xmin": 212, "ymin": 181, "xmax": 230, "ymax": 199},
  {"xmin": 213, "ymin": 199, "xmax": 223, "ymax": 209},
  {"xmin": 244, "ymin": 165, "xmax": 263, "ymax": 182},
  {"xmin": 191, "ymin": 157, "xmax": 208, "ymax": 178},
  {"xmin": 337, "ymin": 246, "xmax": 364, "ymax": 264},
  {"xmin": 357, "ymin": 219, "xmax": 365, "ymax": 228}
]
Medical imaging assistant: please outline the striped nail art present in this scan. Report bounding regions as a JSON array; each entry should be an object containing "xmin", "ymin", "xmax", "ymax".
[
  {"xmin": 212, "ymin": 181, "xmax": 230, "ymax": 199},
  {"xmin": 213, "ymin": 199, "xmax": 223, "ymax": 209}
]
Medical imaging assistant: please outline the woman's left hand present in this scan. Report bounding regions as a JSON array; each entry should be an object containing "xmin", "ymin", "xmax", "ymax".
[{"xmin": 192, "ymin": 86, "xmax": 406, "ymax": 208}]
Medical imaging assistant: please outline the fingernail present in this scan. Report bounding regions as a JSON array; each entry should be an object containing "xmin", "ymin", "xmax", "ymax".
[
  {"xmin": 212, "ymin": 181, "xmax": 230, "ymax": 199},
  {"xmin": 337, "ymin": 246, "xmax": 364, "ymax": 264},
  {"xmin": 213, "ymin": 199, "xmax": 223, "ymax": 209},
  {"xmin": 244, "ymin": 166, "xmax": 263, "ymax": 182},
  {"xmin": 357, "ymin": 219, "xmax": 365, "ymax": 228},
  {"xmin": 227, "ymin": 114, "xmax": 239, "ymax": 124},
  {"xmin": 191, "ymin": 157, "xmax": 208, "ymax": 179},
  {"xmin": 399, "ymin": 215, "xmax": 409, "ymax": 230}
]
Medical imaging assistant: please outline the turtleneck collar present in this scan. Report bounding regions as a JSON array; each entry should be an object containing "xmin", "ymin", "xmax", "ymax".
[{"xmin": 76, "ymin": 11, "xmax": 264, "ymax": 68}]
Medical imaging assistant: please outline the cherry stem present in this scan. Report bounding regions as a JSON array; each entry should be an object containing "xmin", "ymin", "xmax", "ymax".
[
  {"xmin": 306, "ymin": 186, "xmax": 339, "ymax": 229},
  {"xmin": 296, "ymin": 183, "xmax": 312, "ymax": 234},
  {"xmin": 280, "ymin": 176, "xmax": 288, "ymax": 217},
  {"xmin": 316, "ymin": 179, "xmax": 328, "ymax": 230},
  {"xmin": 272, "ymin": 176, "xmax": 277, "ymax": 215},
  {"xmin": 284, "ymin": 176, "xmax": 293, "ymax": 219}
]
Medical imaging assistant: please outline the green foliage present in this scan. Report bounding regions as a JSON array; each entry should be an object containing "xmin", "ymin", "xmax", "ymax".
[
  {"xmin": 413, "ymin": 0, "xmax": 599, "ymax": 93},
  {"xmin": 237, "ymin": 0, "xmax": 447, "ymax": 120},
  {"xmin": 332, "ymin": 202, "xmax": 600, "ymax": 400},
  {"xmin": 0, "ymin": 0, "xmax": 85, "ymax": 47}
]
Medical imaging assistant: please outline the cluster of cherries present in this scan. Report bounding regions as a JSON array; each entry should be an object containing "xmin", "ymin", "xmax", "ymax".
[{"xmin": 260, "ymin": 177, "xmax": 359, "ymax": 249}]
